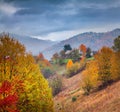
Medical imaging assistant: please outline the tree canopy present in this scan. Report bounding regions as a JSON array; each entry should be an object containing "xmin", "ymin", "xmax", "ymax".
[
  {"xmin": 0, "ymin": 34, "xmax": 54, "ymax": 112},
  {"xmin": 112, "ymin": 36, "xmax": 120, "ymax": 51},
  {"xmin": 64, "ymin": 44, "xmax": 72, "ymax": 52}
]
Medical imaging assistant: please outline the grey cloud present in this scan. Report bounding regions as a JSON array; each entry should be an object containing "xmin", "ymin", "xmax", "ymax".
[
  {"xmin": 15, "ymin": 8, "xmax": 44, "ymax": 15},
  {"xmin": 0, "ymin": 0, "xmax": 120, "ymax": 40}
]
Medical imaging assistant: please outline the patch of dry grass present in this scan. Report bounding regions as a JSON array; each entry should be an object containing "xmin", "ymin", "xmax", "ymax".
[{"xmin": 54, "ymin": 71, "xmax": 120, "ymax": 112}]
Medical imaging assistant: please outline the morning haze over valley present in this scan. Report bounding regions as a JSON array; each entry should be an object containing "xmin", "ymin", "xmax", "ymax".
[{"xmin": 0, "ymin": 0, "xmax": 120, "ymax": 112}]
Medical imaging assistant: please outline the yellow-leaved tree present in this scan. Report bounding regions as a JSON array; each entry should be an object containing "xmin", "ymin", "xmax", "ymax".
[
  {"xmin": 0, "ymin": 34, "xmax": 54, "ymax": 112},
  {"xmin": 82, "ymin": 60, "xmax": 99, "ymax": 95},
  {"xmin": 111, "ymin": 52, "xmax": 120, "ymax": 81},
  {"xmin": 95, "ymin": 46, "xmax": 113, "ymax": 85}
]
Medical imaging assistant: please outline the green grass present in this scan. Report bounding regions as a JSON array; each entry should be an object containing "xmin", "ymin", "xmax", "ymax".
[
  {"xmin": 52, "ymin": 64, "xmax": 66, "ymax": 75},
  {"xmin": 86, "ymin": 57, "xmax": 94, "ymax": 61},
  {"xmin": 63, "ymin": 59, "xmax": 70, "ymax": 63}
]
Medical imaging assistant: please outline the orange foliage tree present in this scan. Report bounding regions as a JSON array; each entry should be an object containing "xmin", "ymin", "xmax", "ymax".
[
  {"xmin": 79, "ymin": 44, "xmax": 87, "ymax": 57},
  {"xmin": 82, "ymin": 39, "xmax": 120, "ymax": 94},
  {"xmin": 38, "ymin": 53, "xmax": 44, "ymax": 61},
  {"xmin": 66, "ymin": 59, "xmax": 73, "ymax": 69},
  {"xmin": 36, "ymin": 53, "xmax": 51, "ymax": 69},
  {"xmin": 0, "ymin": 80, "xmax": 19, "ymax": 112}
]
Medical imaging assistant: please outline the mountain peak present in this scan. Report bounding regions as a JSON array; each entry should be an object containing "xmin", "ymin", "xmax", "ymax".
[{"xmin": 112, "ymin": 28, "xmax": 120, "ymax": 32}]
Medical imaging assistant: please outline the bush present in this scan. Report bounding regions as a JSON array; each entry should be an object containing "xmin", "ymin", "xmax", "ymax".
[
  {"xmin": 59, "ymin": 59, "xmax": 71, "ymax": 65},
  {"xmin": 49, "ymin": 75, "xmax": 63, "ymax": 96},
  {"xmin": 66, "ymin": 60, "xmax": 86, "ymax": 78},
  {"xmin": 42, "ymin": 67, "xmax": 54, "ymax": 79},
  {"xmin": 59, "ymin": 58, "xmax": 65, "ymax": 65},
  {"xmin": 66, "ymin": 62, "xmax": 79, "ymax": 77},
  {"xmin": 72, "ymin": 96, "xmax": 77, "ymax": 102},
  {"xmin": 82, "ymin": 81, "xmax": 93, "ymax": 95}
]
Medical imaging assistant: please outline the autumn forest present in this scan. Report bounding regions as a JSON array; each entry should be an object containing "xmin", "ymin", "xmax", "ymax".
[{"xmin": 0, "ymin": 33, "xmax": 120, "ymax": 112}]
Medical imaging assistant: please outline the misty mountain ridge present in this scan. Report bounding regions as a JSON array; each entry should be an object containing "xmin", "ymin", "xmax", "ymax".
[
  {"xmin": 2, "ymin": 33, "xmax": 57, "ymax": 55},
  {"xmin": 1, "ymin": 28, "xmax": 120, "ymax": 59},
  {"xmin": 42, "ymin": 28, "xmax": 120, "ymax": 59}
]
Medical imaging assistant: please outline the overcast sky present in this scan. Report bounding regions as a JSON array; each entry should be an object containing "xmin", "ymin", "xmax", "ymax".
[{"xmin": 0, "ymin": 0, "xmax": 120, "ymax": 41}]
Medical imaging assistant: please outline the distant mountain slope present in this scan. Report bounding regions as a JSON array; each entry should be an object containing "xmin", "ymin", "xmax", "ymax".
[
  {"xmin": 8, "ymin": 34, "xmax": 57, "ymax": 55},
  {"xmin": 43, "ymin": 28, "xmax": 120, "ymax": 59}
]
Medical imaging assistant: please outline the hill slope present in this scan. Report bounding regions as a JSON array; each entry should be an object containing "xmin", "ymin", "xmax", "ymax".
[
  {"xmin": 43, "ymin": 28, "xmax": 120, "ymax": 59},
  {"xmin": 54, "ymin": 71, "xmax": 120, "ymax": 112}
]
